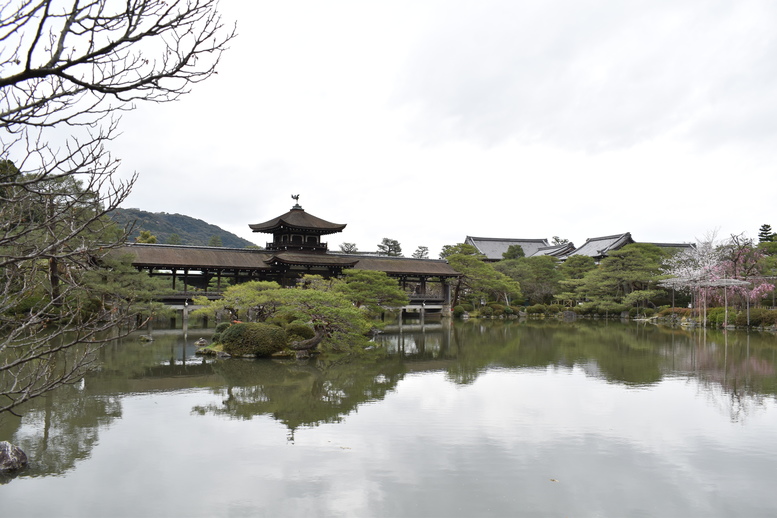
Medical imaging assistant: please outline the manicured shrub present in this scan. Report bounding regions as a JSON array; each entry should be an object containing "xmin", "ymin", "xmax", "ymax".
[
  {"xmin": 545, "ymin": 305, "xmax": 562, "ymax": 314},
  {"xmin": 453, "ymin": 305, "xmax": 467, "ymax": 318},
  {"xmin": 526, "ymin": 304, "xmax": 546, "ymax": 315},
  {"xmin": 285, "ymin": 323, "xmax": 315, "ymax": 341},
  {"xmin": 221, "ymin": 322, "xmax": 288, "ymax": 357},
  {"xmin": 488, "ymin": 303, "xmax": 505, "ymax": 316},
  {"xmin": 736, "ymin": 307, "xmax": 770, "ymax": 327},
  {"xmin": 215, "ymin": 322, "xmax": 232, "ymax": 333},
  {"xmin": 212, "ymin": 332, "xmax": 222, "ymax": 343},
  {"xmin": 480, "ymin": 306, "xmax": 494, "ymax": 317},
  {"xmin": 707, "ymin": 307, "xmax": 727, "ymax": 326},
  {"xmin": 658, "ymin": 307, "xmax": 691, "ymax": 318},
  {"xmin": 503, "ymin": 306, "xmax": 514, "ymax": 315},
  {"xmin": 461, "ymin": 303, "xmax": 475, "ymax": 312}
]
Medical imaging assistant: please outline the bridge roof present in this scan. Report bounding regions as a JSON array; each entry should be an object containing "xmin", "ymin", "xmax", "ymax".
[
  {"xmin": 352, "ymin": 255, "xmax": 461, "ymax": 277},
  {"xmin": 115, "ymin": 244, "xmax": 460, "ymax": 277},
  {"xmin": 249, "ymin": 207, "xmax": 346, "ymax": 235},
  {"xmin": 267, "ymin": 252, "xmax": 359, "ymax": 267},
  {"xmin": 114, "ymin": 244, "xmax": 272, "ymax": 270}
]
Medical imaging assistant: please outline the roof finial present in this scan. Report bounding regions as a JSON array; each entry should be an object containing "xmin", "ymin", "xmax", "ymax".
[{"xmin": 291, "ymin": 194, "xmax": 302, "ymax": 209}]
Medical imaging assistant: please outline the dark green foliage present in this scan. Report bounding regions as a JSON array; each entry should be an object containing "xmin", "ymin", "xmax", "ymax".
[
  {"xmin": 212, "ymin": 332, "xmax": 222, "ymax": 343},
  {"xmin": 439, "ymin": 243, "xmax": 481, "ymax": 259},
  {"xmin": 285, "ymin": 323, "xmax": 316, "ymax": 341},
  {"xmin": 453, "ymin": 305, "xmax": 467, "ymax": 318},
  {"xmin": 220, "ymin": 323, "xmax": 288, "ymax": 357},
  {"xmin": 480, "ymin": 306, "xmax": 494, "ymax": 317},
  {"xmin": 502, "ymin": 245, "xmax": 525, "ymax": 259},
  {"xmin": 377, "ymin": 238, "xmax": 403, "ymax": 256},
  {"xmin": 215, "ymin": 322, "xmax": 232, "ymax": 333},
  {"xmin": 110, "ymin": 208, "xmax": 257, "ymax": 248},
  {"xmin": 461, "ymin": 303, "xmax": 474, "ymax": 312},
  {"xmin": 526, "ymin": 304, "xmax": 546, "ymax": 314},
  {"xmin": 734, "ymin": 308, "xmax": 777, "ymax": 327},
  {"xmin": 758, "ymin": 224, "xmax": 775, "ymax": 243}
]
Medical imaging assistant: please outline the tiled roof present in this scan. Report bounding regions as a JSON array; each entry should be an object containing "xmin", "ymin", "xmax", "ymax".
[
  {"xmin": 644, "ymin": 242, "xmax": 695, "ymax": 251},
  {"xmin": 567, "ymin": 233, "xmax": 634, "ymax": 259},
  {"xmin": 464, "ymin": 236, "xmax": 550, "ymax": 260},
  {"xmin": 352, "ymin": 255, "xmax": 461, "ymax": 277},
  {"xmin": 249, "ymin": 207, "xmax": 346, "ymax": 234},
  {"xmin": 533, "ymin": 242, "xmax": 576, "ymax": 257},
  {"xmin": 114, "ymin": 244, "xmax": 459, "ymax": 277},
  {"xmin": 114, "ymin": 243, "xmax": 272, "ymax": 270},
  {"xmin": 268, "ymin": 252, "xmax": 359, "ymax": 267}
]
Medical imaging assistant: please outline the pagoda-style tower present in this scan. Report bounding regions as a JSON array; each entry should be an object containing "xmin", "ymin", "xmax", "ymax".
[{"xmin": 249, "ymin": 198, "xmax": 346, "ymax": 253}]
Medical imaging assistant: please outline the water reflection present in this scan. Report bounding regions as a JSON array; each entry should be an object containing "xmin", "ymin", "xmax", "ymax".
[
  {"xmin": 192, "ymin": 357, "xmax": 406, "ymax": 438},
  {"xmin": 2, "ymin": 320, "xmax": 777, "ymax": 483}
]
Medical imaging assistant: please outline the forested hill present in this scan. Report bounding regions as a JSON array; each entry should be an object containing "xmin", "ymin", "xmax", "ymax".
[{"xmin": 110, "ymin": 208, "xmax": 258, "ymax": 248}]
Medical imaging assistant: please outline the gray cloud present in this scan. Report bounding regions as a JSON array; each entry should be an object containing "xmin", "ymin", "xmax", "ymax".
[{"xmin": 392, "ymin": 0, "xmax": 777, "ymax": 151}]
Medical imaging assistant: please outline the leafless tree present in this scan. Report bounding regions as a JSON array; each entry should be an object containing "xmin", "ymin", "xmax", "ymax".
[{"xmin": 1, "ymin": 0, "xmax": 235, "ymax": 415}]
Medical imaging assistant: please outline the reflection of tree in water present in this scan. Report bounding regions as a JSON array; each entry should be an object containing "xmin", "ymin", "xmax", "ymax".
[
  {"xmin": 391, "ymin": 320, "xmax": 777, "ymax": 420},
  {"xmin": 1, "ymin": 385, "xmax": 121, "ymax": 479},
  {"xmin": 684, "ymin": 330, "xmax": 777, "ymax": 423},
  {"xmin": 193, "ymin": 356, "xmax": 406, "ymax": 434},
  {"xmin": 441, "ymin": 320, "xmax": 666, "ymax": 386}
]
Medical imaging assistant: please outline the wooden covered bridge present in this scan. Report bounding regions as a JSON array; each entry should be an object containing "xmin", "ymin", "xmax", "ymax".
[{"xmin": 115, "ymin": 200, "xmax": 460, "ymax": 315}]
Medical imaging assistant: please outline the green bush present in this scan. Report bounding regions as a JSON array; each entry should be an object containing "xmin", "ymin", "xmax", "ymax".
[
  {"xmin": 503, "ymin": 306, "xmax": 514, "ymax": 315},
  {"xmin": 453, "ymin": 305, "xmax": 467, "ymax": 318},
  {"xmin": 736, "ymin": 307, "xmax": 771, "ymax": 327},
  {"xmin": 545, "ymin": 305, "xmax": 562, "ymax": 314},
  {"xmin": 221, "ymin": 322, "xmax": 288, "ymax": 357},
  {"xmin": 285, "ymin": 323, "xmax": 315, "ymax": 341},
  {"xmin": 707, "ymin": 307, "xmax": 727, "ymax": 326},
  {"xmin": 526, "ymin": 304, "xmax": 546, "ymax": 315},
  {"xmin": 480, "ymin": 306, "xmax": 494, "ymax": 317},
  {"xmin": 215, "ymin": 322, "xmax": 232, "ymax": 333},
  {"xmin": 461, "ymin": 303, "xmax": 474, "ymax": 312},
  {"xmin": 488, "ymin": 303, "xmax": 505, "ymax": 316},
  {"xmin": 658, "ymin": 307, "xmax": 691, "ymax": 318},
  {"xmin": 212, "ymin": 332, "xmax": 222, "ymax": 344}
]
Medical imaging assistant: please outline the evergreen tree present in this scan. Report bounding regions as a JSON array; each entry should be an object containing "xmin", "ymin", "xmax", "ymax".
[
  {"xmin": 758, "ymin": 224, "xmax": 775, "ymax": 243},
  {"xmin": 377, "ymin": 238, "xmax": 403, "ymax": 257},
  {"xmin": 412, "ymin": 246, "xmax": 429, "ymax": 259},
  {"xmin": 502, "ymin": 245, "xmax": 525, "ymax": 259}
]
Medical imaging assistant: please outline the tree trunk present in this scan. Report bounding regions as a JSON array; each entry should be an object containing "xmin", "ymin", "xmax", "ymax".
[{"xmin": 289, "ymin": 326, "xmax": 327, "ymax": 352}]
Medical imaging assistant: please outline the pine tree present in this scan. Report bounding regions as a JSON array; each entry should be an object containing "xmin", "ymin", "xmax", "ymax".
[{"xmin": 758, "ymin": 224, "xmax": 775, "ymax": 243}]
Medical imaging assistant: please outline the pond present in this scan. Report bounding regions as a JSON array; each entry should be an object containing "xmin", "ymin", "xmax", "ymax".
[{"xmin": 2, "ymin": 319, "xmax": 777, "ymax": 517}]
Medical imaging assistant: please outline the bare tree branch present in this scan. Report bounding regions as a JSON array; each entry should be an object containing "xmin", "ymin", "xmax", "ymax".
[{"xmin": 1, "ymin": 0, "xmax": 234, "ymax": 415}]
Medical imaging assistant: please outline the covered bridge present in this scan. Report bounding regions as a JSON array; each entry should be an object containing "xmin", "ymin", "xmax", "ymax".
[{"xmin": 116, "ymin": 200, "xmax": 460, "ymax": 307}]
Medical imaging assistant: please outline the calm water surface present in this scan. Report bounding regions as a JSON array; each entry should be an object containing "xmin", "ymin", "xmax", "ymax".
[{"xmin": 2, "ymin": 319, "xmax": 777, "ymax": 517}]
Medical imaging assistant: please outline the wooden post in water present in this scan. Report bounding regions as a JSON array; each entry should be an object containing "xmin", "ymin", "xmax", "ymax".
[{"xmin": 183, "ymin": 302, "xmax": 189, "ymax": 335}]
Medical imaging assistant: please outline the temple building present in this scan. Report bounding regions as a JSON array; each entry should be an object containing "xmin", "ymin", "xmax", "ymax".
[
  {"xmin": 118, "ymin": 200, "xmax": 460, "ymax": 309},
  {"xmin": 466, "ymin": 232, "xmax": 693, "ymax": 263}
]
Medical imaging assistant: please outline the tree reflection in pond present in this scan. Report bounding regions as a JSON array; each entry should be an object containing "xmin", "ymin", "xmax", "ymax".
[{"xmin": 192, "ymin": 356, "xmax": 407, "ymax": 435}]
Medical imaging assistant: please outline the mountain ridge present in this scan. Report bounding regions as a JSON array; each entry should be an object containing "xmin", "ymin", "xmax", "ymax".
[{"xmin": 110, "ymin": 208, "xmax": 258, "ymax": 248}]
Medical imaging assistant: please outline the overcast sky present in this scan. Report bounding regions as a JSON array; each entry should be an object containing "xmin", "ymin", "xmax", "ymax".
[{"xmin": 114, "ymin": 0, "xmax": 777, "ymax": 257}]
